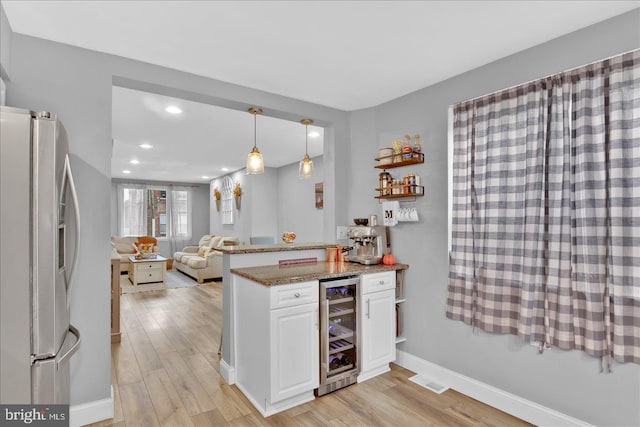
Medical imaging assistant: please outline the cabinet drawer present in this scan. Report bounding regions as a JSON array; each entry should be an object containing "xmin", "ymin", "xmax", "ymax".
[
  {"xmin": 270, "ymin": 281, "xmax": 318, "ymax": 310},
  {"xmin": 136, "ymin": 262, "xmax": 164, "ymax": 271},
  {"xmin": 140, "ymin": 269, "xmax": 163, "ymax": 283},
  {"xmin": 361, "ymin": 271, "xmax": 395, "ymax": 294}
]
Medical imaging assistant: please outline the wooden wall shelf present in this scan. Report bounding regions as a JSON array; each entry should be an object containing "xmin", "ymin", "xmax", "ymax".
[
  {"xmin": 375, "ymin": 185, "xmax": 424, "ymax": 199},
  {"xmin": 375, "ymin": 153, "xmax": 424, "ymax": 169},
  {"xmin": 375, "ymin": 193, "xmax": 424, "ymax": 200}
]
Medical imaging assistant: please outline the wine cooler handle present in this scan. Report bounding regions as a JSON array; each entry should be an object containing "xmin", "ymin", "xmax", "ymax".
[
  {"xmin": 366, "ymin": 298, "xmax": 370, "ymax": 319},
  {"xmin": 323, "ymin": 300, "xmax": 330, "ymax": 373}
]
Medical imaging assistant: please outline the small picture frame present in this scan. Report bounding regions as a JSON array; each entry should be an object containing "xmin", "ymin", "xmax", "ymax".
[{"xmin": 315, "ymin": 182, "xmax": 323, "ymax": 209}]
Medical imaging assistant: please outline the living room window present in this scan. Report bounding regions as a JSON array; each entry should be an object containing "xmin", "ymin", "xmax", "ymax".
[{"xmin": 118, "ymin": 184, "xmax": 192, "ymax": 240}]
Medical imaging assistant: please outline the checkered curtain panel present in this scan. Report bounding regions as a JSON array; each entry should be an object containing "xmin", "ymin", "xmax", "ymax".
[{"xmin": 447, "ymin": 50, "xmax": 640, "ymax": 365}]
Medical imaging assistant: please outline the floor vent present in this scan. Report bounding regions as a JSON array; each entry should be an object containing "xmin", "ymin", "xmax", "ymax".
[{"xmin": 408, "ymin": 374, "xmax": 449, "ymax": 394}]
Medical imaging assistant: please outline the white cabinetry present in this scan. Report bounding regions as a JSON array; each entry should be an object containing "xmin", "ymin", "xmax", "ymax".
[
  {"xmin": 235, "ymin": 276, "xmax": 319, "ymax": 417},
  {"xmin": 270, "ymin": 301, "xmax": 318, "ymax": 403},
  {"xmin": 358, "ymin": 271, "xmax": 396, "ymax": 382}
]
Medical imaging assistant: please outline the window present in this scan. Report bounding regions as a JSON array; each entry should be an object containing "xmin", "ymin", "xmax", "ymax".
[{"xmin": 118, "ymin": 184, "xmax": 192, "ymax": 239}]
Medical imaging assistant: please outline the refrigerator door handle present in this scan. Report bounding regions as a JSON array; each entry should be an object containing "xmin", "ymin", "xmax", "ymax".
[
  {"xmin": 57, "ymin": 324, "xmax": 80, "ymax": 370},
  {"xmin": 63, "ymin": 155, "xmax": 81, "ymax": 308}
]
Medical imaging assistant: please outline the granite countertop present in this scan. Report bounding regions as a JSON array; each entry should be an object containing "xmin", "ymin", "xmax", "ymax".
[
  {"xmin": 231, "ymin": 261, "xmax": 409, "ymax": 286},
  {"xmin": 217, "ymin": 242, "xmax": 332, "ymax": 254}
]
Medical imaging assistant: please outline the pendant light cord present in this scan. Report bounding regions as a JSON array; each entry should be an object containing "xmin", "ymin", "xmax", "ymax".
[{"xmin": 254, "ymin": 111, "xmax": 257, "ymax": 149}]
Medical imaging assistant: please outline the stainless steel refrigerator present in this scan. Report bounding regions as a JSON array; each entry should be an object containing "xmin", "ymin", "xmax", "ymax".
[{"xmin": 0, "ymin": 106, "xmax": 81, "ymax": 404}]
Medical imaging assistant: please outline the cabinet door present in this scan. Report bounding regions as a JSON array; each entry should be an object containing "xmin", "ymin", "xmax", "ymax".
[
  {"xmin": 270, "ymin": 303, "xmax": 319, "ymax": 403},
  {"xmin": 361, "ymin": 289, "xmax": 396, "ymax": 373}
]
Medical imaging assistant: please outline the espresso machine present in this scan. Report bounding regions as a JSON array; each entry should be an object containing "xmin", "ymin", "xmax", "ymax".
[{"xmin": 344, "ymin": 225, "xmax": 389, "ymax": 265}]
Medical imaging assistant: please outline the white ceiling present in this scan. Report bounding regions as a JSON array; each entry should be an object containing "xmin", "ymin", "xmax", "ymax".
[
  {"xmin": 3, "ymin": 1, "xmax": 636, "ymax": 110},
  {"xmin": 111, "ymin": 87, "xmax": 323, "ymax": 183},
  {"xmin": 2, "ymin": 1, "xmax": 637, "ymax": 183}
]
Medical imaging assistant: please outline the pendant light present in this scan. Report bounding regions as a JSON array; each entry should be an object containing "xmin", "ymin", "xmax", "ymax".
[
  {"xmin": 299, "ymin": 118, "xmax": 314, "ymax": 179},
  {"xmin": 246, "ymin": 107, "xmax": 264, "ymax": 174}
]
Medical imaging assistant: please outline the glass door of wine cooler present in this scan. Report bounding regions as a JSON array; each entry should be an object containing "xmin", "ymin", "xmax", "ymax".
[{"xmin": 317, "ymin": 277, "xmax": 359, "ymax": 396}]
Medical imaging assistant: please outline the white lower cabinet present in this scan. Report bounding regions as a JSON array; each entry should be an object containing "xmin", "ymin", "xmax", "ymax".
[
  {"xmin": 270, "ymin": 302, "xmax": 319, "ymax": 403},
  {"xmin": 358, "ymin": 272, "xmax": 396, "ymax": 382},
  {"xmin": 235, "ymin": 276, "xmax": 319, "ymax": 417}
]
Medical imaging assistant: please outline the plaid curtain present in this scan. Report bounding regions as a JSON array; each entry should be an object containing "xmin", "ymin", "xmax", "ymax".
[{"xmin": 447, "ymin": 50, "xmax": 640, "ymax": 366}]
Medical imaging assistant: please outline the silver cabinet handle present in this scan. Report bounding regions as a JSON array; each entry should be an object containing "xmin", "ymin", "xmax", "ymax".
[
  {"xmin": 62, "ymin": 155, "xmax": 81, "ymax": 310},
  {"xmin": 366, "ymin": 298, "xmax": 370, "ymax": 319},
  {"xmin": 379, "ymin": 280, "xmax": 385, "ymax": 285},
  {"xmin": 294, "ymin": 292, "xmax": 301, "ymax": 298},
  {"xmin": 57, "ymin": 324, "xmax": 81, "ymax": 369}
]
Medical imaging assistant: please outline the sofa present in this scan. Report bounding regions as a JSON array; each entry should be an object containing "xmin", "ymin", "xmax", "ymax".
[
  {"xmin": 111, "ymin": 236, "xmax": 160, "ymax": 273},
  {"xmin": 173, "ymin": 235, "xmax": 239, "ymax": 283}
]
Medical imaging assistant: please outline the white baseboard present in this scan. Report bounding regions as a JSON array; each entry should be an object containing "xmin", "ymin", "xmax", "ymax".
[
  {"xmin": 357, "ymin": 364, "xmax": 390, "ymax": 383},
  {"xmin": 236, "ymin": 381, "xmax": 315, "ymax": 417},
  {"xmin": 395, "ymin": 350, "xmax": 593, "ymax": 427},
  {"xmin": 69, "ymin": 385, "xmax": 114, "ymax": 427},
  {"xmin": 220, "ymin": 358, "xmax": 236, "ymax": 385}
]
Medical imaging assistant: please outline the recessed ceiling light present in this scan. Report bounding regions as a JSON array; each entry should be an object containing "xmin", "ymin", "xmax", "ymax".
[
  {"xmin": 130, "ymin": 159, "xmax": 140, "ymax": 164},
  {"xmin": 165, "ymin": 105, "xmax": 182, "ymax": 114},
  {"xmin": 139, "ymin": 143, "xmax": 153, "ymax": 149},
  {"xmin": 202, "ymin": 176, "xmax": 209, "ymax": 179},
  {"xmin": 122, "ymin": 170, "xmax": 131, "ymax": 174},
  {"xmin": 308, "ymin": 131, "xmax": 320, "ymax": 138},
  {"xmin": 221, "ymin": 167, "xmax": 229, "ymax": 172}
]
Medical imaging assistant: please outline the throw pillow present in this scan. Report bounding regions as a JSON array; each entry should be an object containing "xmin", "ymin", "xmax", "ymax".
[
  {"xmin": 136, "ymin": 242, "xmax": 155, "ymax": 254},
  {"xmin": 209, "ymin": 236, "xmax": 223, "ymax": 248},
  {"xmin": 112, "ymin": 236, "xmax": 139, "ymax": 253},
  {"xmin": 198, "ymin": 235, "xmax": 213, "ymax": 247},
  {"xmin": 197, "ymin": 246, "xmax": 211, "ymax": 257},
  {"xmin": 138, "ymin": 236, "xmax": 158, "ymax": 245}
]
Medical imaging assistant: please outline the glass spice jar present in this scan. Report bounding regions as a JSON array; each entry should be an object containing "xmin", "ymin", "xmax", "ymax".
[
  {"xmin": 379, "ymin": 171, "xmax": 391, "ymax": 196},
  {"xmin": 408, "ymin": 173, "xmax": 416, "ymax": 194},
  {"xmin": 413, "ymin": 134, "xmax": 422, "ymax": 159}
]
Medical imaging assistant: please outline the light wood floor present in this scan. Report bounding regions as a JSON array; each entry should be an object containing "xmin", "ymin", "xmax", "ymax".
[{"xmin": 89, "ymin": 281, "xmax": 532, "ymax": 427}]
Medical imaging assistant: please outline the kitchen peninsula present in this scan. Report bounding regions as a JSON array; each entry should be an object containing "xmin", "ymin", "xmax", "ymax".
[
  {"xmin": 218, "ymin": 242, "xmax": 408, "ymax": 417},
  {"xmin": 217, "ymin": 242, "xmax": 331, "ymax": 386}
]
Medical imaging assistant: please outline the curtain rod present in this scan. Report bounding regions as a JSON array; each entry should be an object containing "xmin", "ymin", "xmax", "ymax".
[{"xmin": 451, "ymin": 48, "xmax": 639, "ymax": 107}]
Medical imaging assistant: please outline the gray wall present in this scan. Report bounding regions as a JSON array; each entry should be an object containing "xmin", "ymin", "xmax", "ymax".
[
  {"xmin": 209, "ymin": 157, "xmax": 325, "ymax": 244},
  {"xmin": 277, "ymin": 156, "xmax": 324, "ymax": 242},
  {"xmin": 209, "ymin": 157, "xmax": 322, "ymax": 244},
  {"xmin": 0, "ymin": 4, "xmax": 11, "ymax": 80},
  {"xmin": 209, "ymin": 168, "xmax": 279, "ymax": 244},
  {"xmin": 109, "ymin": 180, "xmax": 210, "ymax": 256},
  {"xmin": 6, "ymin": 30, "xmax": 349, "ymax": 406},
  {"xmin": 251, "ymin": 168, "xmax": 279, "ymax": 239},
  {"xmin": 191, "ymin": 184, "xmax": 211, "ymax": 248},
  {"xmin": 347, "ymin": 10, "xmax": 640, "ymax": 427}
]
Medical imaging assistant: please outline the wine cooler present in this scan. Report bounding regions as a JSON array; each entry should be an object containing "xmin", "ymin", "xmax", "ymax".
[{"xmin": 316, "ymin": 277, "xmax": 359, "ymax": 396}]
